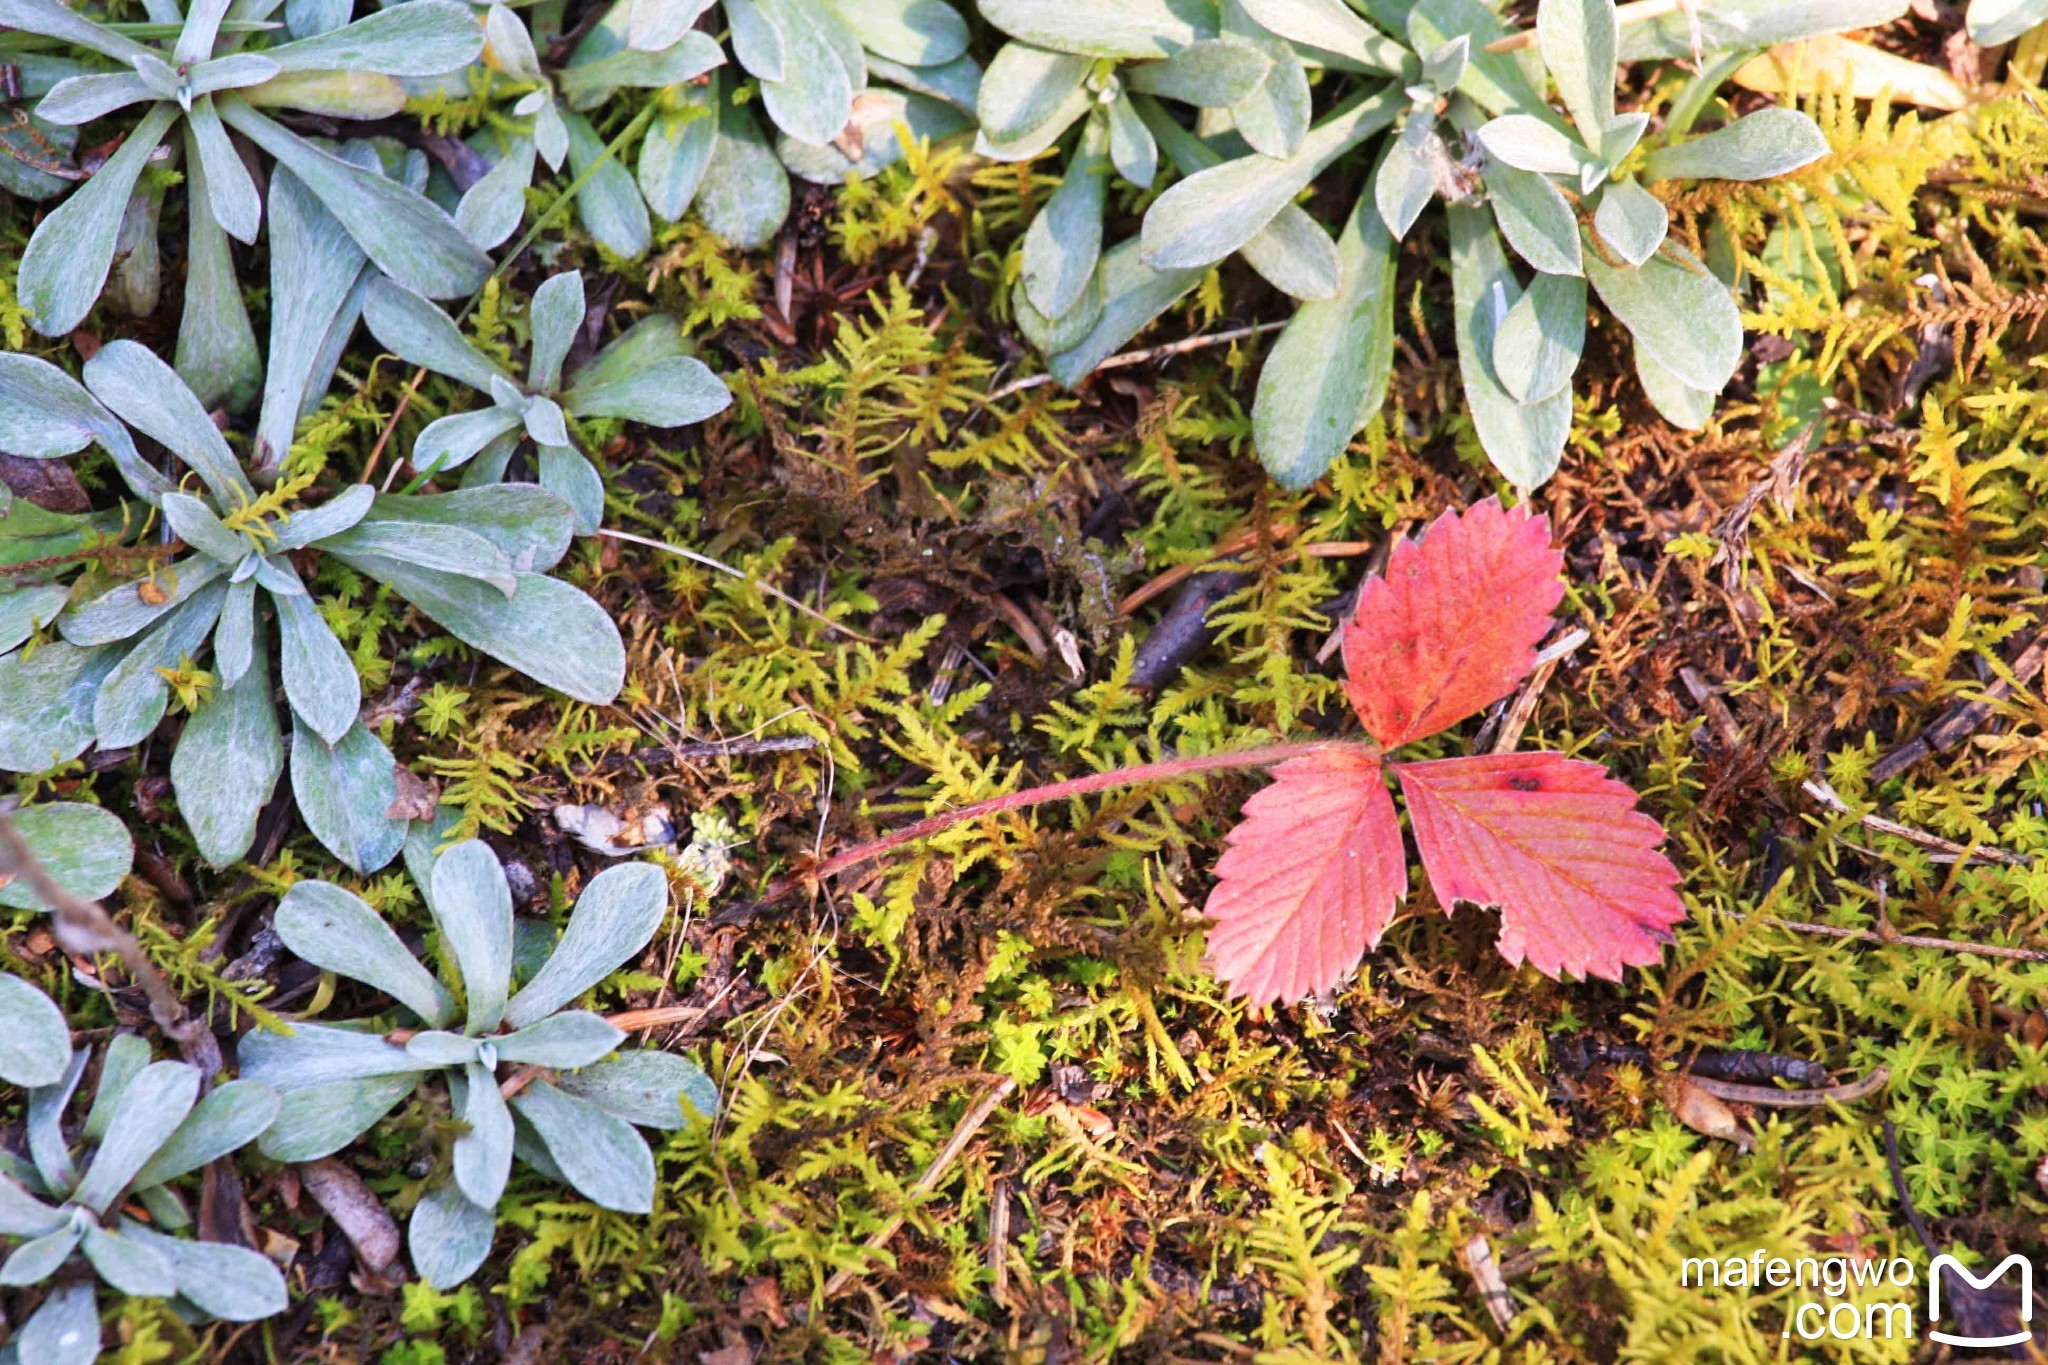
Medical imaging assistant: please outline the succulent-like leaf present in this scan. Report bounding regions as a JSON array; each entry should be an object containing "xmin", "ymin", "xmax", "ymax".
[
  {"xmin": 1140, "ymin": 86, "xmax": 1401, "ymax": 271},
  {"xmin": 290, "ymin": 717, "xmax": 407, "ymax": 874},
  {"xmin": 695, "ymin": 82, "xmax": 790, "ymax": 249},
  {"xmin": 726, "ymin": 0, "xmax": 788, "ymax": 80},
  {"xmin": 536, "ymin": 445, "xmax": 606, "ymax": 536},
  {"xmin": 975, "ymin": 42, "xmax": 1091, "ymax": 150},
  {"xmin": 505, "ymin": 862, "xmax": 670, "ymax": 1027},
  {"xmin": 1591, "ymin": 176, "xmax": 1667, "ymax": 267},
  {"xmin": 1123, "ymin": 38, "xmax": 1272, "ymax": 105},
  {"xmin": 2, "ymin": 1225, "xmax": 83, "ymax": 1287},
  {"xmin": 26, "ymin": 1051, "xmax": 86, "ymax": 1194},
  {"xmin": 981, "ymin": 0, "xmax": 1208, "ymax": 58},
  {"xmin": 1373, "ymin": 114, "xmax": 1441, "ymax": 241},
  {"xmin": 1635, "ymin": 344, "xmax": 1717, "ymax": 430},
  {"xmin": 219, "ymin": 100, "xmax": 490, "ymax": 300},
  {"xmin": 257, "ymin": 168, "xmax": 369, "ymax": 473},
  {"xmin": 118, "ymin": 1220, "xmax": 289, "ymax": 1320},
  {"xmin": 1045, "ymin": 238, "xmax": 1203, "ymax": 387},
  {"xmin": 639, "ymin": 86, "xmax": 718, "ymax": 222},
  {"xmin": 404, "ymin": 1031, "xmax": 482, "ymax": 1067},
  {"xmin": 1235, "ymin": 0, "xmax": 1403, "ymax": 70},
  {"xmin": 493, "ymin": 1011, "xmax": 627, "ymax": 1068},
  {"xmin": 1252, "ymin": 185, "xmax": 1397, "ymax": 490},
  {"xmin": 1536, "ymin": 0, "xmax": 1616, "ymax": 144},
  {"xmin": 1474, "ymin": 113, "xmax": 1584, "ymax": 175},
  {"xmin": 262, "ymin": 0, "xmax": 483, "ymax": 75},
  {"xmin": 1446, "ymin": 204, "xmax": 1570, "ymax": 489},
  {"xmin": 823, "ymin": 0, "xmax": 968, "ymax": 64},
  {"xmin": 556, "ymin": 31, "xmax": 724, "ymax": 100},
  {"xmin": 527, "ymin": 272, "xmax": 585, "ymax": 395},
  {"xmin": 0, "ymin": 584, "xmax": 68, "ymax": 656},
  {"xmin": 1203, "ymin": 749, "xmax": 1406, "ymax": 1006},
  {"xmin": 61, "ymin": 555, "xmax": 228, "ymax": 649},
  {"xmin": 1396, "ymin": 752, "xmax": 1685, "ymax": 978},
  {"xmin": 1021, "ymin": 117, "xmax": 1110, "ymax": 321},
  {"xmin": 1483, "ymin": 161, "xmax": 1583, "ymax": 276},
  {"xmin": 0, "ymin": 643, "xmax": 105, "ymax": 774},
  {"xmin": 35, "ymin": 71, "xmax": 155, "ymax": 125},
  {"xmin": 409, "ymin": 1177, "xmax": 496, "ymax": 1288},
  {"xmin": 0, "ymin": 974, "xmax": 72, "ymax": 1089},
  {"xmin": 351, "ymin": 485, "xmax": 574, "ymax": 572},
  {"xmin": 1491, "ymin": 271, "xmax": 1585, "ymax": 404},
  {"xmin": 458, "ymin": 135, "xmax": 539, "ymax": 250},
  {"xmin": 554, "ymin": 1050, "xmax": 718, "ymax": 1128},
  {"xmin": 16, "ymin": 1281, "xmax": 99, "ymax": 1365},
  {"xmin": 510, "ymin": 1079, "xmax": 656, "ymax": 1212},
  {"xmin": 320, "ymin": 520, "xmax": 519, "ymax": 596},
  {"xmin": 80, "ymin": 1223, "xmax": 177, "ymax": 1297},
  {"xmin": 1341, "ymin": 498, "xmax": 1563, "ymax": 748},
  {"xmin": 1582, "ymin": 239, "xmax": 1741, "ymax": 395},
  {"xmin": 255, "ymin": 1074, "xmax": 417, "ymax": 1161},
  {"xmin": 275, "ymin": 880, "xmax": 455, "ymax": 1026},
  {"xmin": 18, "ymin": 102, "xmax": 177, "ymax": 337},
  {"xmin": 275, "ymin": 591, "xmax": 359, "ymax": 745},
  {"xmin": 82, "ymin": 1034, "xmax": 150, "ymax": 1143},
  {"xmin": 129, "ymin": 1080, "xmax": 279, "ymax": 1189},
  {"xmin": 1103, "ymin": 89, "xmax": 1158, "ymax": 187},
  {"xmin": 452, "ymin": 1061, "xmax": 515, "ymax": 1207},
  {"xmin": 81, "ymin": 340, "xmax": 252, "ymax": 507},
  {"xmin": 361, "ymin": 278, "xmax": 508, "ymax": 392},
  {"xmin": 563, "ymin": 108, "xmax": 652, "ymax": 258},
  {"xmin": 430, "ymin": 840, "xmax": 517, "ymax": 1033},
  {"xmin": 0, "ymin": 803, "xmax": 134, "ymax": 913},
  {"xmin": 74, "ymin": 1061, "xmax": 201, "ymax": 1214},
  {"xmin": 0, "ymin": 0, "xmax": 154, "ymax": 62},
  {"xmin": 1220, "ymin": 16, "xmax": 1309, "ymax": 157},
  {"xmin": 561, "ymin": 350, "xmax": 729, "ymax": 428},
  {"xmin": 1619, "ymin": 0, "xmax": 1909, "ymax": 59},
  {"xmin": 0, "ymin": 1175, "xmax": 62, "ymax": 1238},
  {"xmin": 1641, "ymin": 107, "xmax": 1831, "ymax": 182}
]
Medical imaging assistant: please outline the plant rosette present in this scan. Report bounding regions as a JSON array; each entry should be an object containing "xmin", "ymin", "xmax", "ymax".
[
  {"xmin": 0, "ymin": 1013, "xmax": 285, "ymax": 1365},
  {"xmin": 240, "ymin": 837, "xmax": 717, "ymax": 1288}
]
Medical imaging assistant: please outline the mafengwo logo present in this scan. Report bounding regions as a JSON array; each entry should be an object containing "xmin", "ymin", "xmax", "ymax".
[{"xmin": 1680, "ymin": 1250, "xmax": 2042, "ymax": 1348}]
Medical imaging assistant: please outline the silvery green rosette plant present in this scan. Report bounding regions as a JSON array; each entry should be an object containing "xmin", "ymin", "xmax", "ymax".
[
  {"xmin": 0, "ymin": 1014, "xmax": 285, "ymax": 1365},
  {"xmin": 977, "ymin": 0, "xmax": 1899, "ymax": 492},
  {"xmin": 362, "ymin": 269, "xmax": 731, "ymax": 534},
  {"xmin": 240, "ymin": 839, "xmax": 717, "ymax": 1288},
  {"xmin": 449, "ymin": 0, "xmax": 978, "ymax": 257},
  {"xmin": 2, "ymin": 0, "xmax": 491, "ymax": 409},
  {"xmin": 0, "ymin": 336, "xmax": 625, "ymax": 875},
  {"xmin": 0, "ymin": 804, "xmax": 133, "ymax": 915}
]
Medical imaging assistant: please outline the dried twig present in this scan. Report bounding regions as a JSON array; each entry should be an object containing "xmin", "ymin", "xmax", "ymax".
[
  {"xmin": 0, "ymin": 811, "xmax": 198, "ymax": 1044},
  {"xmin": 599, "ymin": 529, "xmax": 879, "ymax": 644},
  {"xmin": 819, "ymin": 1075, "xmax": 1016, "ymax": 1301},
  {"xmin": 1869, "ymin": 628, "xmax": 2048, "ymax": 782},
  {"xmin": 1721, "ymin": 906, "xmax": 2048, "ymax": 963},
  {"xmin": 1802, "ymin": 777, "xmax": 2028, "ymax": 866},
  {"xmin": 1684, "ymin": 1065, "xmax": 1889, "ymax": 1108},
  {"xmin": 1484, "ymin": 628, "xmax": 1589, "ymax": 753},
  {"xmin": 985, "ymin": 322, "xmax": 1289, "ymax": 403}
]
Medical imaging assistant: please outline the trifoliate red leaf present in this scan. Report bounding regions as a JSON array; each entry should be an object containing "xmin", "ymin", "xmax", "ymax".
[
  {"xmin": 1342, "ymin": 498, "xmax": 1564, "ymax": 748},
  {"xmin": 1204, "ymin": 749, "xmax": 1407, "ymax": 1006},
  {"xmin": 1395, "ymin": 752, "xmax": 1683, "ymax": 980}
]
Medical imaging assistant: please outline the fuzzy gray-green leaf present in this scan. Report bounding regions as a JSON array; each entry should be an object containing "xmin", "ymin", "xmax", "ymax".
[
  {"xmin": 431, "ymin": 840, "xmax": 516, "ymax": 1032},
  {"xmin": 1582, "ymin": 238, "xmax": 1742, "ymax": 393},
  {"xmin": 290, "ymin": 716, "xmax": 406, "ymax": 874},
  {"xmin": 18, "ymin": 103, "xmax": 176, "ymax": 337},
  {"xmin": 1641, "ymin": 107, "xmax": 1831, "ymax": 182},
  {"xmin": 409, "ymin": 1177, "xmax": 496, "ymax": 1288},
  {"xmin": 171, "ymin": 649, "xmax": 282, "ymax": 868},
  {"xmin": 276, "ymin": 880, "xmax": 454, "ymax": 1026},
  {"xmin": 510, "ymin": 1079, "xmax": 655, "ymax": 1212},
  {"xmin": 1491, "ymin": 270, "xmax": 1585, "ymax": 403},
  {"xmin": 554, "ymin": 1049, "xmax": 718, "ymax": 1128},
  {"xmin": 0, "ymin": 974, "xmax": 72, "ymax": 1089},
  {"xmin": 1447, "ymin": 201, "xmax": 1568, "ymax": 490},
  {"xmin": 504, "ymin": 861, "xmax": 669, "ymax": 1027}
]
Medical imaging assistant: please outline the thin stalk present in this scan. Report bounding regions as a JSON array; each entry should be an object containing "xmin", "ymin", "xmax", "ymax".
[{"xmin": 809, "ymin": 740, "xmax": 1377, "ymax": 884}]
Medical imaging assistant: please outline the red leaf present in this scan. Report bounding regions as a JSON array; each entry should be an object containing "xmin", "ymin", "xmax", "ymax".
[
  {"xmin": 1396, "ymin": 752, "xmax": 1683, "ymax": 980},
  {"xmin": 1343, "ymin": 498, "xmax": 1565, "ymax": 748},
  {"xmin": 1204, "ymin": 749, "xmax": 1407, "ymax": 1006}
]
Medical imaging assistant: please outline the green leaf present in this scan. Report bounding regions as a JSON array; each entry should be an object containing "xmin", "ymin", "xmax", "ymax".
[
  {"xmin": 1474, "ymin": 113, "xmax": 1584, "ymax": 175},
  {"xmin": 1140, "ymin": 85, "xmax": 1401, "ymax": 271},
  {"xmin": 272, "ymin": 483, "xmax": 376, "ymax": 551},
  {"xmin": 562, "ymin": 348, "xmax": 729, "ymax": 427},
  {"xmin": 117, "ymin": 1221, "xmax": 289, "ymax": 1321},
  {"xmin": 639, "ymin": 86, "xmax": 717, "ymax": 221},
  {"xmin": 35, "ymin": 71, "xmax": 154, "ymax": 125},
  {"xmin": 453, "ymin": 1061, "xmax": 514, "ymax": 1207},
  {"xmin": 1591, "ymin": 176, "xmax": 1667, "ymax": 266},
  {"xmin": 261, "ymin": 0, "xmax": 483, "ymax": 75},
  {"xmin": 1447, "ymin": 202, "xmax": 1568, "ymax": 489},
  {"xmin": 0, "ymin": 1174, "xmax": 62, "ymax": 1238},
  {"xmin": 1491, "ymin": 270, "xmax": 1585, "ymax": 403},
  {"xmin": 2, "ymin": 801, "xmax": 132, "ymax": 914},
  {"xmin": 981, "ymin": 0, "xmax": 1212, "ymax": 57},
  {"xmin": 1221, "ymin": 15, "xmax": 1309, "ymax": 157},
  {"xmin": 1022, "ymin": 116, "xmax": 1110, "ymax": 320},
  {"xmin": 562, "ymin": 108, "xmax": 652, "ymax": 258},
  {"xmin": 1012, "ymin": 273, "xmax": 1105, "ymax": 354},
  {"xmin": 17, "ymin": 1283, "xmax": 99, "ymax": 1365},
  {"xmin": 1045, "ymin": 237, "xmax": 1202, "ymax": 386},
  {"xmin": 1374, "ymin": 113, "xmax": 1441, "ymax": 240},
  {"xmin": 0, "ymin": 0, "xmax": 154, "ymax": 62},
  {"xmin": 527, "ymin": 272, "xmax": 584, "ymax": 395},
  {"xmin": 1125, "ymin": 39, "xmax": 1272, "ymax": 105},
  {"xmin": 1403, "ymin": 0, "xmax": 1551, "ymax": 115},
  {"xmin": 92, "ymin": 580, "xmax": 228, "ymax": 748},
  {"xmin": 751, "ymin": 0, "xmax": 855, "ymax": 146},
  {"xmin": 1619, "ymin": 0, "xmax": 1909, "ymax": 60},
  {"xmin": 494, "ymin": 1011, "xmax": 626, "ymax": 1068},
  {"xmin": 505, "ymin": 862, "xmax": 669, "ymax": 1027},
  {"xmin": 428, "ymin": 840, "xmax": 515, "ymax": 1033},
  {"xmin": 353, "ymin": 485, "xmax": 573, "ymax": 572},
  {"xmin": 556, "ymin": 30, "xmax": 724, "ymax": 101},
  {"xmin": 695, "ymin": 81, "xmax": 790, "ymax": 249},
  {"xmin": 537, "ymin": 445, "xmax": 606, "ymax": 537},
  {"xmin": 275, "ymin": 591, "xmax": 359, "ymax": 745},
  {"xmin": 1484, "ymin": 161, "xmax": 1582, "ymax": 275},
  {"xmin": 1968, "ymin": 0, "xmax": 2048, "ymax": 42},
  {"xmin": 1252, "ymin": 185, "xmax": 1397, "ymax": 489},
  {"xmin": 26, "ymin": 1050, "xmax": 85, "ymax": 1191},
  {"xmin": 275, "ymin": 880, "xmax": 454, "ymax": 1026},
  {"xmin": 241, "ymin": 1021, "xmax": 425, "ymax": 1090},
  {"xmin": 457, "ymin": 135, "xmax": 537, "ymax": 250},
  {"xmin": 74, "ymin": 1061, "xmax": 200, "ymax": 1213},
  {"xmin": 824, "ymin": 0, "xmax": 968, "ymax": 63},
  {"xmin": 189, "ymin": 95, "xmax": 262, "ymax": 244},
  {"xmin": 130, "ymin": 1080, "xmax": 279, "ymax": 1189},
  {"xmin": 83, "ymin": 1033, "xmax": 149, "ymax": 1142},
  {"xmin": 361, "ymin": 278, "xmax": 507, "ymax": 392},
  {"xmin": 554, "ymin": 1050, "xmax": 718, "ymax": 1128},
  {"xmin": 510, "ymin": 1079, "xmax": 656, "ymax": 1212},
  {"xmin": 1235, "ymin": 0, "xmax": 1403, "ymax": 71},
  {"xmin": 976, "ymin": 41, "xmax": 1090, "ymax": 144},
  {"xmin": 82, "ymin": 340, "xmax": 252, "ymax": 508},
  {"xmin": 1535, "ymin": 0, "xmax": 1616, "ymax": 144},
  {"xmin": 320, "ymin": 520, "xmax": 519, "ymax": 596},
  {"xmin": 726, "ymin": 0, "xmax": 787, "ymax": 80},
  {"xmin": 17, "ymin": 98, "xmax": 173, "ymax": 336},
  {"xmin": 213, "ymin": 577, "xmax": 257, "ymax": 686},
  {"xmin": 0, "ymin": 584, "xmax": 67, "ymax": 657},
  {"xmin": 1641, "ymin": 107, "xmax": 1831, "ymax": 182},
  {"xmin": 0, "ymin": 642, "xmax": 105, "ymax": 773},
  {"xmin": 1582, "ymin": 237, "xmax": 1742, "ymax": 393},
  {"xmin": 408, "ymin": 1178, "xmax": 495, "ymax": 1289},
  {"xmin": 0, "ymin": 353, "xmax": 111, "ymax": 458},
  {"xmin": 775, "ymin": 90, "xmax": 972, "ymax": 185},
  {"xmin": 219, "ymin": 99, "xmax": 490, "ymax": 300},
  {"xmin": 256, "ymin": 1073, "xmax": 417, "ymax": 1160},
  {"xmin": 1636, "ymin": 343, "xmax": 1716, "ymax": 429},
  {"xmin": 2, "ymin": 1225, "xmax": 82, "ymax": 1287},
  {"xmin": 258, "ymin": 168, "xmax": 370, "ymax": 471},
  {"xmin": 0, "ymin": 974, "xmax": 72, "ymax": 1089},
  {"xmin": 290, "ymin": 717, "xmax": 407, "ymax": 874},
  {"xmin": 1104, "ymin": 90, "xmax": 1157, "ymax": 187},
  {"xmin": 171, "ymin": 647, "xmax": 282, "ymax": 868},
  {"xmin": 81, "ymin": 1223, "xmax": 176, "ymax": 1297}
]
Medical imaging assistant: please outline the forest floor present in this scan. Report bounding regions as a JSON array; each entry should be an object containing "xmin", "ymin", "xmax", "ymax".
[{"xmin": 14, "ymin": 40, "xmax": 2048, "ymax": 1365}]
